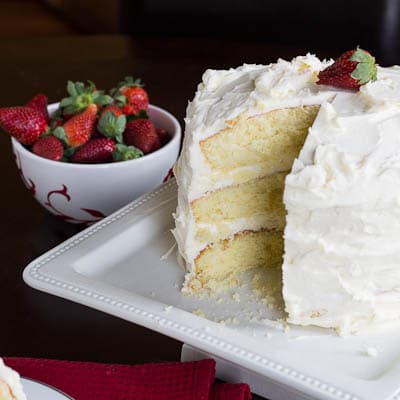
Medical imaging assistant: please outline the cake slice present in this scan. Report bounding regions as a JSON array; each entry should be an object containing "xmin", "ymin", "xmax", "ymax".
[{"xmin": 0, "ymin": 359, "xmax": 26, "ymax": 400}]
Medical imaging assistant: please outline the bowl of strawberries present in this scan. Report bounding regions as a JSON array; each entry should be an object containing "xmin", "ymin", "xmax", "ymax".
[{"xmin": 4, "ymin": 77, "xmax": 181, "ymax": 224}]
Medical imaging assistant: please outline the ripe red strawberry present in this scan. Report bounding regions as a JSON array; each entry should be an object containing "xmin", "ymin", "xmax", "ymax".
[
  {"xmin": 123, "ymin": 118, "xmax": 160, "ymax": 154},
  {"xmin": 54, "ymin": 104, "xmax": 97, "ymax": 147},
  {"xmin": 0, "ymin": 106, "xmax": 48, "ymax": 144},
  {"xmin": 32, "ymin": 136, "xmax": 64, "ymax": 161},
  {"xmin": 26, "ymin": 94, "xmax": 49, "ymax": 122},
  {"xmin": 156, "ymin": 127, "xmax": 170, "ymax": 145},
  {"xmin": 99, "ymin": 104, "xmax": 123, "ymax": 119},
  {"xmin": 121, "ymin": 86, "xmax": 149, "ymax": 113},
  {"xmin": 317, "ymin": 48, "xmax": 377, "ymax": 90},
  {"xmin": 112, "ymin": 77, "xmax": 149, "ymax": 114},
  {"xmin": 121, "ymin": 103, "xmax": 139, "ymax": 116},
  {"xmin": 71, "ymin": 138, "xmax": 116, "ymax": 163},
  {"xmin": 113, "ymin": 143, "xmax": 143, "ymax": 161},
  {"xmin": 97, "ymin": 109, "xmax": 126, "ymax": 143}
]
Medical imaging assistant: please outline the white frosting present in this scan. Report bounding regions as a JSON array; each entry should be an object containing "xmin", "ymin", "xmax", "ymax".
[
  {"xmin": 173, "ymin": 55, "xmax": 336, "ymax": 278},
  {"xmin": 283, "ymin": 66, "xmax": 400, "ymax": 334},
  {"xmin": 0, "ymin": 358, "xmax": 26, "ymax": 400},
  {"xmin": 175, "ymin": 54, "xmax": 400, "ymax": 333}
]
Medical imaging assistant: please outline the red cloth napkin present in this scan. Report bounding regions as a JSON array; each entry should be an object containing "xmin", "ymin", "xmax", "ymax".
[{"xmin": 5, "ymin": 357, "xmax": 251, "ymax": 400}]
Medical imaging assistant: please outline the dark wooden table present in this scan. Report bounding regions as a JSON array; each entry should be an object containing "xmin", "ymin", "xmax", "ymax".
[{"xmin": 0, "ymin": 35, "xmax": 332, "ymax": 395}]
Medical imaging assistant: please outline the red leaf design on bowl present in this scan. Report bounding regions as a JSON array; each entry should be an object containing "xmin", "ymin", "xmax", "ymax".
[
  {"xmin": 46, "ymin": 185, "xmax": 71, "ymax": 203},
  {"xmin": 163, "ymin": 167, "xmax": 175, "ymax": 183},
  {"xmin": 81, "ymin": 208, "xmax": 107, "ymax": 218},
  {"xmin": 43, "ymin": 185, "xmax": 106, "ymax": 224}
]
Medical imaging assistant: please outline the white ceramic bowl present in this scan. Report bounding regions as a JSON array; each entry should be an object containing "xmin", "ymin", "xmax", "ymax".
[{"xmin": 11, "ymin": 103, "xmax": 181, "ymax": 223}]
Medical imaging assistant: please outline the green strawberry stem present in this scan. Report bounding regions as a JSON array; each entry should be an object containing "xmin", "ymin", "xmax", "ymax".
[
  {"xmin": 61, "ymin": 146, "xmax": 76, "ymax": 162},
  {"xmin": 60, "ymin": 80, "xmax": 112, "ymax": 115},
  {"xmin": 114, "ymin": 95, "xmax": 127, "ymax": 106},
  {"xmin": 113, "ymin": 143, "xmax": 143, "ymax": 161},
  {"xmin": 126, "ymin": 109, "xmax": 149, "ymax": 122},
  {"xmin": 53, "ymin": 126, "xmax": 69, "ymax": 146},
  {"xmin": 350, "ymin": 48, "xmax": 377, "ymax": 85},
  {"xmin": 97, "ymin": 111, "xmax": 126, "ymax": 143}
]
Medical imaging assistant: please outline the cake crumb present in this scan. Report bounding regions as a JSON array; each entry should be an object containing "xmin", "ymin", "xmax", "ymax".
[
  {"xmin": 232, "ymin": 293, "xmax": 240, "ymax": 302},
  {"xmin": 164, "ymin": 305, "xmax": 173, "ymax": 313},
  {"xmin": 277, "ymin": 318, "xmax": 290, "ymax": 332},
  {"xmin": 364, "ymin": 346, "xmax": 379, "ymax": 357},
  {"xmin": 218, "ymin": 316, "xmax": 239, "ymax": 325},
  {"xmin": 190, "ymin": 279, "xmax": 202, "ymax": 291},
  {"xmin": 265, "ymin": 332, "xmax": 272, "ymax": 339},
  {"xmin": 192, "ymin": 309, "xmax": 206, "ymax": 318}
]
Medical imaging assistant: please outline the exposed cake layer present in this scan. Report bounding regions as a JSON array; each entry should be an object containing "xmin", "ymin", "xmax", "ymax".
[
  {"xmin": 186, "ymin": 230, "xmax": 283, "ymax": 292},
  {"xmin": 192, "ymin": 173, "xmax": 286, "ymax": 243},
  {"xmin": 283, "ymin": 66, "xmax": 400, "ymax": 334},
  {"xmin": 201, "ymin": 106, "xmax": 319, "ymax": 173}
]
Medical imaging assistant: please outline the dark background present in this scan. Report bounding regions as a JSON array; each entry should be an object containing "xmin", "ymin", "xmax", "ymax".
[
  {"xmin": 2, "ymin": 0, "xmax": 400, "ymax": 64},
  {"xmin": 0, "ymin": 1, "xmax": 397, "ymax": 397}
]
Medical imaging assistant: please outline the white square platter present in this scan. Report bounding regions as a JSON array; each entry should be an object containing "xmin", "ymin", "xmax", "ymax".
[{"xmin": 23, "ymin": 179, "xmax": 400, "ymax": 400}]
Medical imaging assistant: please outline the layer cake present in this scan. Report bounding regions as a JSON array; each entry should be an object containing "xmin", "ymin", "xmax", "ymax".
[{"xmin": 173, "ymin": 53, "xmax": 400, "ymax": 334}]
